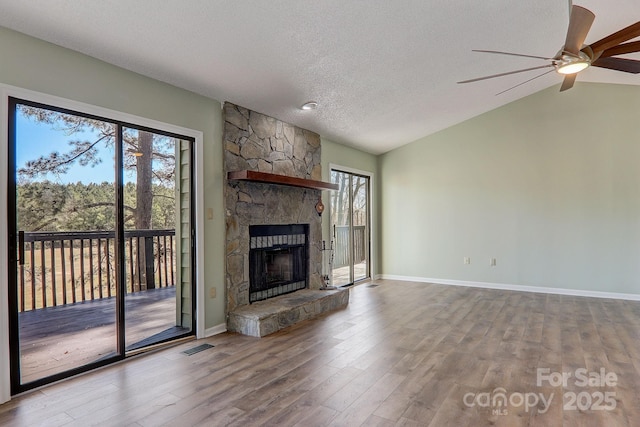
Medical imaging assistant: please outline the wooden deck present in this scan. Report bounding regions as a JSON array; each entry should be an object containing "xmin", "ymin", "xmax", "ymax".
[{"xmin": 18, "ymin": 287, "xmax": 189, "ymax": 384}]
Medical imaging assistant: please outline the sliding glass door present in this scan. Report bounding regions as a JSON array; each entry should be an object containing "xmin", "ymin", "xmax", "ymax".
[
  {"xmin": 330, "ymin": 169, "xmax": 370, "ymax": 286},
  {"xmin": 123, "ymin": 128, "xmax": 193, "ymax": 352},
  {"xmin": 8, "ymin": 98, "xmax": 195, "ymax": 393}
]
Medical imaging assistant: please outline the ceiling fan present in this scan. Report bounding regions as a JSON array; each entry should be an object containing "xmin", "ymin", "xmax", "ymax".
[{"xmin": 458, "ymin": 4, "xmax": 640, "ymax": 94}]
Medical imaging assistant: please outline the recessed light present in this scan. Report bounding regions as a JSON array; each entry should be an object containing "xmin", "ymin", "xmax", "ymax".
[{"xmin": 301, "ymin": 101, "xmax": 318, "ymax": 110}]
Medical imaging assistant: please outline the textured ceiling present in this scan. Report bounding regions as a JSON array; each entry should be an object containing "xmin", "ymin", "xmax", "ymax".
[{"xmin": 0, "ymin": 1, "xmax": 638, "ymax": 154}]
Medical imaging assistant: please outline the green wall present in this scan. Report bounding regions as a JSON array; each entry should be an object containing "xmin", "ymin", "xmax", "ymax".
[
  {"xmin": 0, "ymin": 26, "xmax": 227, "ymax": 328},
  {"xmin": 379, "ymin": 83, "xmax": 640, "ymax": 294}
]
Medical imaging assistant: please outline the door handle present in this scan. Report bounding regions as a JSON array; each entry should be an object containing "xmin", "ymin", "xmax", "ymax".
[{"xmin": 18, "ymin": 230, "xmax": 25, "ymax": 266}]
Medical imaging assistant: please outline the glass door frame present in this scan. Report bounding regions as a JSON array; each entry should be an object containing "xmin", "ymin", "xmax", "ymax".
[
  {"xmin": 6, "ymin": 96, "xmax": 199, "ymax": 394},
  {"xmin": 328, "ymin": 164, "xmax": 374, "ymax": 286}
]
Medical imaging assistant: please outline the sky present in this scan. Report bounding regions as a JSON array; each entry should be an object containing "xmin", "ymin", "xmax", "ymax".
[{"xmin": 16, "ymin": 110, "xmax": 117, "ymax": 184}]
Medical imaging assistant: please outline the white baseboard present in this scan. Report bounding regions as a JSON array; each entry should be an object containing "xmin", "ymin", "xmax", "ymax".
[
  {"xmin": 204, "ymin": 323, "xmax": 227, "ymax": 337},
  {"xmin": 377, "ymin": 274, "xmax": 640, "ymax": 301}
]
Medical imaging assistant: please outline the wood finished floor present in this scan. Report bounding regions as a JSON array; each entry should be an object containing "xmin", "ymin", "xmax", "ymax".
[{"xmin": 2, "ymin": 279, "xmax": 640, "ymax": 426}]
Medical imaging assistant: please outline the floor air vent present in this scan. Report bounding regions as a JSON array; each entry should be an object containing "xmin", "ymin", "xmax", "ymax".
[
  {"xmin": 367, "ymin": 284, "xmax": 379, "ymax": 288},
  {"xmin": 182, "ymin": 343, "xmax": 214, "ymax": 356}
]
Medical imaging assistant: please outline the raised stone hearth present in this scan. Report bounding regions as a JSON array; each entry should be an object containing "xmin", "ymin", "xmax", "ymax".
[
  {"xmin": 227, "ymin": 288, "xmax": 349, "ymax": 337},
  {"xmin": 224, "ymin": 102, "xmax": 349, "ymax": 336}
]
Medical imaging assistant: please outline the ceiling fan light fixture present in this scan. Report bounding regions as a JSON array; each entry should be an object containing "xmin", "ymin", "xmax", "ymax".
[
  {"xmin": 556, "ymin": 60, "xmax": 590, "ymax": 74},
  {"xmin": 555, "ymin": 51, "xmax": 591, "ymax": 75}
]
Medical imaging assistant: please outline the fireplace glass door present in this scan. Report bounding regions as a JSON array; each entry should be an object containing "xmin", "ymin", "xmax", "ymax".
[{"xmin": 248, "ymin": 224, "xmax": 308, "ymax": 302}]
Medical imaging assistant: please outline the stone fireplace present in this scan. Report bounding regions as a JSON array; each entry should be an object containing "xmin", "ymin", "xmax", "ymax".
[
  {"xmin": 224, "ymin": 102, "xmax": 323, "ymax": 310},
  {"xmin": 224, "ymin": 102, "xmax": 348, "ymax": 336}
]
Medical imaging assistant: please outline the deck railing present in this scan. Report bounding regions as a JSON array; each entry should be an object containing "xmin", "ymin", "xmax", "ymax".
[
  {"xmin": 334, "ymin": 225, "xmax": 367, "ymax": 268},
  {"xmin": 17, "ymin": 229, "xmax": 176, "ymax": 312}
]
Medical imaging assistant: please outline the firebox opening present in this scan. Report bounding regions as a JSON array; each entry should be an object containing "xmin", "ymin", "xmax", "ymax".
[
  {"xmin": 249, "ymin": 224, "xmax": 309, "ymax": 303},
  {"xmin": 266, "ymin": 249, "xmax": 293, "ymax": 285}
]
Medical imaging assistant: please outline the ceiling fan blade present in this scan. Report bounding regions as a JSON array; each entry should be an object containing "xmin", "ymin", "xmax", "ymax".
[
  {"xmin": 472, "ymin": 50, "xmax": 554, "ymax": 61},
  {"xmin": 564, "ymin": 5, "xmax": 595, "ymax": 56},
  {"xmin": 589, "ymin": 21, "xmax": 640, "ymax": 54},
  {"xmin": 560, "ymin": 74, "xmax": 577, "ymax": 92},
  {"xmin": 457, "ymin": 64, "xmax": 554, "ymax": 84},
  {"xmin": 495, "ymin": 69, "xmax": 556, "ymax": 96},
  {"xmin": 592, "ymin": 57, "xmax": 640, "ymax": 74},
  {"xmin": 599, "ymin": 41, "xmax": 640, "ymax": 58}
]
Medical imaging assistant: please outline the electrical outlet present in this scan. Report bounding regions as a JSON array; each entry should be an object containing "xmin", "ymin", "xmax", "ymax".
[
  {"xmin": 490, "ymin": 258, "xmax": 496, "ymax": 266},
  {"xmin": 206, "ymin": 208, "xmax": 214, "ymax": 220},
  {"xmin": 464, "ymin": 257, "xmax": 470, "ymax": 265},
  {"xmin": 209, "ymin": 288, "xmax": 216, "ymax": 298}
]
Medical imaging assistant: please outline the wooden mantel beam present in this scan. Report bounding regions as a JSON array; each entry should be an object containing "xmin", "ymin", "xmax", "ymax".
[{"xmin": 227, "ymin": 170, "xmax": 339, "ymax": 191}]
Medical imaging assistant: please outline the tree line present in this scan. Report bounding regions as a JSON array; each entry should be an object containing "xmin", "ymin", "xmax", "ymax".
[
  {"xmin": 17, "ymin": 180, "xmax": 175, "ymax": 232},
  {"xmin": 16, "ymin": 103, "xmax": 179, "ymax": 233}
]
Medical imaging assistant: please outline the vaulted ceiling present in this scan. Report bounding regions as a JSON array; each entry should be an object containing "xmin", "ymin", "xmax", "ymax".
[{"xmin": 0, "ymin": 1, "xmax": 638, "ymax": 154}]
